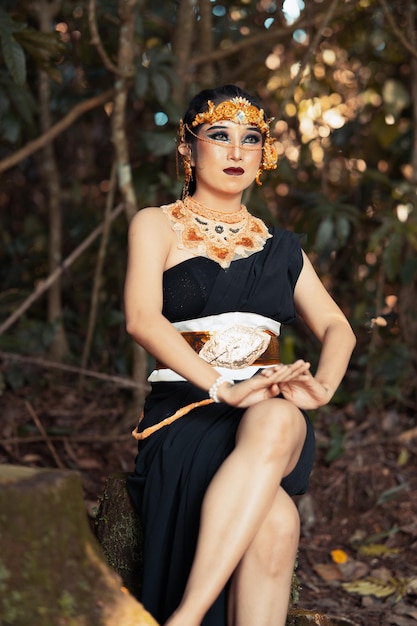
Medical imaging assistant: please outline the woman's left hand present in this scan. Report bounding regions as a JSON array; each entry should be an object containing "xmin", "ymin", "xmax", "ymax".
[
  {"xmin": 276, "ymin": 369, "xmax": 332, "ymax": 409},
  {"xmin": 259, "ymin": 362, "xmax": 332, "ymax": 409}
]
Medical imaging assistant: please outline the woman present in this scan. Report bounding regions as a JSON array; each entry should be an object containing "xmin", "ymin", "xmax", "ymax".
[{"xmin": 125, "ymin": 84, "xmax": 356, "ymax": 626}]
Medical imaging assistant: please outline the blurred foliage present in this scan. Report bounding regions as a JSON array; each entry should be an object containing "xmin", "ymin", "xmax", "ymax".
[{"xmin": 0, "ymin": 0, "xmax": 416, "ymax": 420}]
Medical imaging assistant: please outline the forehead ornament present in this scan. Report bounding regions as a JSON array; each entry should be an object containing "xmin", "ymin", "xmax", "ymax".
[{"xmin": 191, "ymin": 97, "xmax": 270, "ymax": 135}]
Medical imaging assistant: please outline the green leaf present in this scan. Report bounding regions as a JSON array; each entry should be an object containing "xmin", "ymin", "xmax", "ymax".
[
  {"xmin": 5, "ymin": 364, "xmax": 25, "ymax": 390},
  {"xmin": 0, "ymin": 86, "xmax": 10, "ymax": 115},
  {"xmin": 151, "ymin": 72, "xmax": 170, "ymax": 104},
  {"xmin": 7, "ymin": 81, "xmax": 38, "ymax": 127},
  {"xmin": 0, "ymin": 113, "xmax": 21, "ymax": 143},
  {"xmin": 315, "ymin": 218, "xmax": 334, "ymax": 252},
  {"xmin": 324, "ymin": 422, "xmax": 345, "ymax": 463},
  {"xmin": 143, "ymin": 130, "xmax": 176, "ymax": 156},
  {"xmin": 382, "ymin": 231, "xmax": 403, "ymax": 282},
  {"xmin": 0, "ymin": 8, "xmax": 27, "ymax": 32},
  {"xmin": 336, "ymin": 215, "xmax": 351, "ymax": 244},
  {"xmin": 1, "ymin": 32, "xmax": 26, "ymax": 85},
  {"xmin": 358, "ymin": 543, "xmax": 401, "ymax": 557},
  {"xmin": 400, "ymin": 257, "xmax": 417, "ymax": 285},
  {"xmin": 134, "ymin": 66, "xmax": 149, "ymax": 99},
  {"xmin": 15, "ymin": 29, "xmax": 67, "ymax": 57},
  {"xmin": 382, "ymin": 79, "xmax": 410, "ymax": 118},
  {"xmin": 377, "ymin": 482, "xmax": 409, "ymax": 505}
]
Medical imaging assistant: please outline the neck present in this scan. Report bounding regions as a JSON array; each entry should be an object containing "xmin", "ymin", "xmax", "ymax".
[{"xmin": 189, "ymin": 192, "xmax": 243, "ymax": 214}]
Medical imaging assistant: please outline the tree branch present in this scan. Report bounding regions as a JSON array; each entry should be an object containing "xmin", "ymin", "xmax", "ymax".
[
  {"xmin": 0, "ymin": 351, "xmax": 148, "ymax": 390},
  {"xmin": 80, "ymin": 160, "xmax": 118, "ymax": 374},
  {"xmin": 88, "ymin": 0, "xmax": 134, "ymax": 77},
  {"xmin": 189, "ymin": 0, "xmax": 355, "ymax": 68},
  {"xmin": 0, "ymin": 89, "xmax": 115, "ymax": 174},
  {"xmin": 112, "ymin": 0, "xmax": 138, "ymax": 221},
  {"xmin": 377, "ymin": 0, "xmax": 417, "ymax": 58},
  {"xmin": 0, "ymin": 203, "xmax": 125, "ymax": 335}
]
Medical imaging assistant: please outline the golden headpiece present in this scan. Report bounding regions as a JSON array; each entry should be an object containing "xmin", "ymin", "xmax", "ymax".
[
  {"xmin": 179, "ymin": 96, "xmax": 278, "ymax": 191},
  {"xmin": 191, "ymin": 97, "xmax": 271, "ymax": 135}
]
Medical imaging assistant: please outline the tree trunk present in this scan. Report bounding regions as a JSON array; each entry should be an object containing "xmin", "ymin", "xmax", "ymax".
[
  {"xmin": 172, "ymin": 0, "xmax": 196, "ymax": 105},
  {"xmin": 0, "ymin": 464, "xmax": 158, "ymax": 626},
  {"xmin": 197, "ymin": 0, "xmax": 215, "ymax": 87},
  {"xmin": 398, "ymin": 9, "xmax": 417, "ymax": 405},
  {"xmin": 37, "ymin": 0, "xmax": 69, "ymax": 361},
  {"xmin": 111, "ymin": 0, "xmax": 148, "ymax": 417},
  {"xmin": 95, "ymin": 472, "xmax": 143, "ymax": 599}
]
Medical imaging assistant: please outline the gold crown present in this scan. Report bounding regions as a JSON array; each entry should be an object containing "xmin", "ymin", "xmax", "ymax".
[{"xmin": 191, "ymin": 97, "xmax": 270, "ymax": 135}]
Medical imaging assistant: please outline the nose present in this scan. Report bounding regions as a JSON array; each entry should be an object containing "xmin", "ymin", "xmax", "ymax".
[{"xmin": 228, "ymin": 143, "xmax": 242, "ymax": 160}]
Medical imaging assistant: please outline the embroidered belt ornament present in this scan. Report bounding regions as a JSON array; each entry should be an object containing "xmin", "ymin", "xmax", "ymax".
[
  {"xmin": 198, "ymin": 324, "xmax": 271, "ymax": 369},
  {"xmin": 164, "ymin": 197, "xmax": 272, "ymax": 268}
]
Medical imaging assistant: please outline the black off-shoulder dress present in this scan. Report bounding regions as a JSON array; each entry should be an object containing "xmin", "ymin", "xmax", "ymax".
[{"xmin": 127, "ymin": 227, "xmax": 316, "ymax": 625}]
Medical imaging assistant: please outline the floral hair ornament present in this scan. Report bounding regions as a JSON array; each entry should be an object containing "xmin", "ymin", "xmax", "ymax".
[{"xmin": 179, "ymin": 97, "xmax": 278, "ymax": 186}]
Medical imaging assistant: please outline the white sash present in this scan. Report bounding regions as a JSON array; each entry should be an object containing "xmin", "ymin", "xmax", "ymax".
[{"xmin": 148, "ymin": 312, "xmax": 281, "ymax": 382}]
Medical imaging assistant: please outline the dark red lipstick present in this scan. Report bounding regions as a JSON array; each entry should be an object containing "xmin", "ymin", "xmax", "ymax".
[{"xmin": 223, "ymin": 167, "xmax": 244, "ymax": 175}]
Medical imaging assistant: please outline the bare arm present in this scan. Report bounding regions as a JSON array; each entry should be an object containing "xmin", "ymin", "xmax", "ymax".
[
  {"xmin": 124, "ymin": 208, "xmax": 221, "ymax": 392},
  {"xmin": 296, "ymin": 251, "xmax": 356, "ymax": 392},
  {"xmin": 275, "ymin": 250, "xmax": 356, "ymax": 409}
]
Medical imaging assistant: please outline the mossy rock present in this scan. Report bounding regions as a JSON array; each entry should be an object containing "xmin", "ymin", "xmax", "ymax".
[{"xmin": 0, "ymin": 464, "xmax": 157, "ymax": 626}]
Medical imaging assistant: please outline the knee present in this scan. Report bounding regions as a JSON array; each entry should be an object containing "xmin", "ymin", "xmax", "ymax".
[
  {"xmin": 253, "ymin": 494, "xmax": 300, "ymax": 577},
  {"xmin": 238, "ymin": 399, "xmax": 303, "ymax": 461}
]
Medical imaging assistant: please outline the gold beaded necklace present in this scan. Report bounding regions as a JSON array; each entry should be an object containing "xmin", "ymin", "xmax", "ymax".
[{"xmin": 163, "ymin": 196, "xmax": 272, "ymax": 269}]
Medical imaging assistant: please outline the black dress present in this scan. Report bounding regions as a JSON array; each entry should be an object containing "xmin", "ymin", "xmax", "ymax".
[{"xmin": 127, "ymin": 227, "xmax": 316, "ymax": 625}]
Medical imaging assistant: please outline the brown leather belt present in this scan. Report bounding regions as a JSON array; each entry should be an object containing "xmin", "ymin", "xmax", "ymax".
[{"xmin": 155, "ymin": 330, "xmax": 280, "ymax": 369}]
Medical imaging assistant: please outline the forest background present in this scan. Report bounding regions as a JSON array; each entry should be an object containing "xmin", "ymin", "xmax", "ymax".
[{"xmin": 1, "ymin": 1, "xmax": 417, "ymax": 624}]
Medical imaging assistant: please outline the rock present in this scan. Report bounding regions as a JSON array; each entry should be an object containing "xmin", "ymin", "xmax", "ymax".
[{"xmin": 0, "ymin": 464, "xmax": 158, "ymax": 626}]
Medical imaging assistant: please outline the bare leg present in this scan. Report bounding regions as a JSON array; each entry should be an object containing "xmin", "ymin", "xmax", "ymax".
[
  {"xmin": 228, "ymin": 488, "xmax": 300, "ymax": 626},
  {"xmin": 164, "ymin": 398, "xmax": 307, "ymax": 626}
]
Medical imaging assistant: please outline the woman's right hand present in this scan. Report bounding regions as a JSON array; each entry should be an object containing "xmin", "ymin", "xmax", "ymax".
[{"xmin": 217, "ymin": 360, "xmax": 311, "ymax": 407}]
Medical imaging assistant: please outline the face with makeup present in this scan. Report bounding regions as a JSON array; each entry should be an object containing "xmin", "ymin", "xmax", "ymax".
[
  {"xmin": 178, "ymin": 90, "xmax": 278, "ymax": 202},
  {"xmin": 180, "ymin": 119, "xmax": 264, "ymax": 203}
]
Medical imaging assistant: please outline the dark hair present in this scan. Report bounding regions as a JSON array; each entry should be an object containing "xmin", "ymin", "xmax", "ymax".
[{"xmin": 181, "ymin": 85, "xmax": 266, "ymax": 195}]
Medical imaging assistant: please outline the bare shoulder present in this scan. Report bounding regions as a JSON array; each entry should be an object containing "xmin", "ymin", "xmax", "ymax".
[
  {"xmin": 129, "ymin": 205, "xmax": 170, "ymax": 230},
  {"xmin": 128, "ymin": 205, "xmax": 174, "ymax": 245}
]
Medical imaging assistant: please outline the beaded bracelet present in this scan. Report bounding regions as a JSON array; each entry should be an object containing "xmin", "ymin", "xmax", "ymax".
[{"xmin": 209, "ymin": 376, "xmax": 234, "ymax": 403}]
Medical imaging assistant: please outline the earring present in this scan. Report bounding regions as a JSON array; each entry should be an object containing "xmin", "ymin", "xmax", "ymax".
[
  {"xmin": 256, "ymin": 139, "xmax": 278, "ymax": 185},
  {"xmin": 255, "ymin": 165, "xmax": 264, "ymax": 186},
  {"xmin": 181, "ymin": 152, "xmax": 193, "ymax": 199}
]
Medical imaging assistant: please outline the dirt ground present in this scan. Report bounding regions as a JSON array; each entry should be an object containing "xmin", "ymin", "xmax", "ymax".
[{"xmin": 1, "ymin": 378, "xmax": 416, "ymax": 626}]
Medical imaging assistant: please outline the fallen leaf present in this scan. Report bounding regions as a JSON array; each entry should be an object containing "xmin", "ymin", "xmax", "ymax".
[
  {"xmin": 337, "ymin": 559, "xmax": 370, "ymax": 581},
  {"xmin": 314, "ymin": 563, "xmax": 344, "ymax": 582},
  {"xmin": 358, "ymin": 543, "xmax": 401, "ymax": 557},
  {"xmin": 331, "ymin": 549, "xmax": 349, "ymax": 564},
  {"xmin": 342, "ymin": 576, "xmax": 411, "ymax": 602}
]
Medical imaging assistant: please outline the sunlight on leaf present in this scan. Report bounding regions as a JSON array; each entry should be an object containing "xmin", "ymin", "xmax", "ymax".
[
  {"xmin": 342, "ymin": 576, "xmax": 410, "ymax": 602},
  {"xmin": 358, "ymin": 543, "xmax": 401, "ymax": 558}
]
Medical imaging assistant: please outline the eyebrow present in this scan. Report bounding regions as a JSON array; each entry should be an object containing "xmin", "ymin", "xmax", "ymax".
[{"xmin": 206, "ymin": 125, "xmax": 262, "ymax": 134}]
